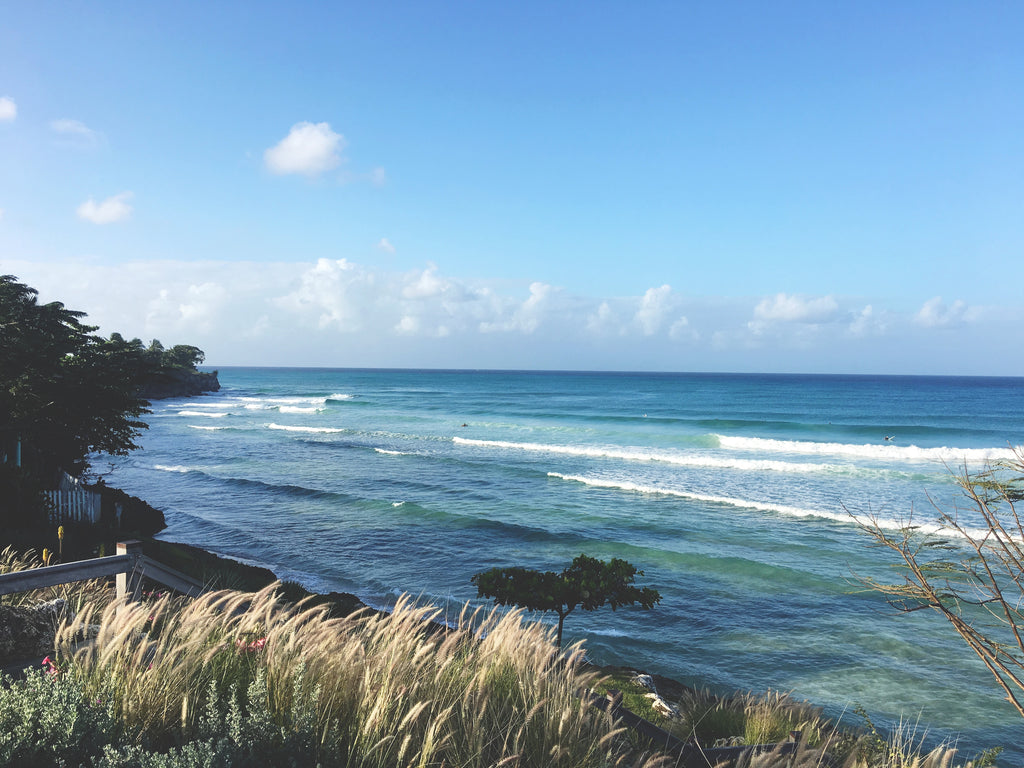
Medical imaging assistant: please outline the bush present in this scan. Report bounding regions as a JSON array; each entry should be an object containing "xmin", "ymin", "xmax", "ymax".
[{"xmin": 0, "ymin": 666, "xmax": 121, "ymax": 767}]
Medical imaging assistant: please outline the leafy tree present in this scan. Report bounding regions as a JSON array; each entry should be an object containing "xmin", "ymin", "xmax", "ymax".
[
  {"xmin": 162, "ymin": 344, "xmax": 205, "ymax": 370},
  {"xmin": 857, "ymin": 449, "xmax": 1024, "ymax": 718},
  {"xmin": 472, "ymin": 553, "xmax": 662, "ymax": 647},
  {"xmin": 0, "ymin": 275, "xmax": 151, "ymax": 493}
]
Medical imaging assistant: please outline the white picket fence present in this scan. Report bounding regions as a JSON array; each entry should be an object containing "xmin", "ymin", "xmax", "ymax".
[{"xmin": 44, "ymin": 473, "xmax": 102, "ymax": 524}]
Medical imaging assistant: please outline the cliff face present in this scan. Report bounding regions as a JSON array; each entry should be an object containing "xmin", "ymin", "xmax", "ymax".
[{"xmin": 140, "ymin": 369, "xmax": 221, "ymax": 400}]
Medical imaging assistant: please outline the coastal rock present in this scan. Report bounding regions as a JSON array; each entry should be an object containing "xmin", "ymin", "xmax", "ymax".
[
  {"xmin": 632, "ymin": 673, "xmax": 656, "ymax": 691},
  {"xmin": 644, "ymin": 692, "xmax": 681, "ymax": 719},
  {"xmin": 93, "ymin": 485, "xmax": 167, "ymax": 535},
  {"xmin": 140, "ymin": 369, "xmax": 221, "ymax": 400},
  {"xmin": 0, "ymin": 598, "xmax": 70, "ymax": 663}
]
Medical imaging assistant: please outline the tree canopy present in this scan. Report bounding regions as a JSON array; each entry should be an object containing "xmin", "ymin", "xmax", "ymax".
[
  {"xmin": 1, "ymin": 275, "xmax": 155, "ymax": 481},
  {"xmin": 472, "ymin": 553, "xmax": 662, "ymax": 647}
]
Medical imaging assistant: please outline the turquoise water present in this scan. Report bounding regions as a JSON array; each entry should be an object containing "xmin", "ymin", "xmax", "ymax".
[{"xmin": 103, "ymin": 368, "xmax": 1024, "ymax": 758}]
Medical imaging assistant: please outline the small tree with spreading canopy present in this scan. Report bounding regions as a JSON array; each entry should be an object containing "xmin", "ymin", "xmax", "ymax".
[
  {"xmin": 857, "ymin": 448, "xmax": 1024, "ymax": 719},
  {"xmin": 472, "ymin": 553, "xmax": 662, "ymax": 647}
]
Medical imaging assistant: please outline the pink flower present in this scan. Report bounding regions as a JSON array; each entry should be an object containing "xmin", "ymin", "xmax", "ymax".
[{"xmin": 41, "ymin": 656, "xmax": 60, "ymax": 677}]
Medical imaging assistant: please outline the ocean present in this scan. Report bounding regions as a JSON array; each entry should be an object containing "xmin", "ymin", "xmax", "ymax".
[{"xmin": 101, "ymin": 368, "xmax": 1024, "ymax": 758}]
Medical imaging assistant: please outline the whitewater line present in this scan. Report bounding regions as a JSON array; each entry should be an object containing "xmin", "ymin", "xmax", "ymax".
[
  {"xmin": 454, "ymin": 436, "xmax": 844, "ymax": 474},
  {"xmin": 715, "ymin": 435, "xmax": 1019, "ymax": 463},
  {"xmin": 547, "ymin": 472, "xmax": 993, "ymax": 540}
]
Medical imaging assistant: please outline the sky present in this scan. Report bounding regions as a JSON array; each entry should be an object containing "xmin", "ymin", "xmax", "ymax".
[{"xmin": 2, "ymin": 2, "xmax": 1023, "ymax": 375}]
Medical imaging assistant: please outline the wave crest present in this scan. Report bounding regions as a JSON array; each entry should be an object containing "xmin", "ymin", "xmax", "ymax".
[{"xmin": 714, "ymin": 435, "xmax": 1019, "ymax": 463}]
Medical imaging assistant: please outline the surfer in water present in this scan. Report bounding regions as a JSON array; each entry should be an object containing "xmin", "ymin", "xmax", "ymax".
[{"xmin": 884, "ymin": 435, "xmax": 895, "ymax": 442}]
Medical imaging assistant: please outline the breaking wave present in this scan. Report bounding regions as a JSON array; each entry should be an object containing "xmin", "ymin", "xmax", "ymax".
[
  {"xmin": 454, "ymin": 437, "xmax": 844, "ymax": 474},
  {"xmin": 714, "ymin": 435, "xmax": 1019, "ymax": 463},
  {"xmin": 267, "ymin": 423, "xmax": 346, "ymax": 434}
]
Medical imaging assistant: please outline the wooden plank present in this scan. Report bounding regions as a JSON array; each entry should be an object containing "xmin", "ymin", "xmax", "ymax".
[
  {"xmin": 0, "ymin": 554, "xmax": 133, "ymax": 596},
  {"xmin": 139, "ymin": 556, "xmax": 205, "ymax": 597}
]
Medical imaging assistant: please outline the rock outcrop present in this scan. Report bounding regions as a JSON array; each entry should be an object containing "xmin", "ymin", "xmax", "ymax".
[
  {"xmin": 0, "ymin": 599, "xmax": 69, "ymax": 663},
  {"xmin": 140, "ymin": 369, "xmax": 220, "ymax": 400}
]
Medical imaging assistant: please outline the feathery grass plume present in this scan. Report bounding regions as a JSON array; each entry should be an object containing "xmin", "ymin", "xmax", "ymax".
[
  {"xmin": 0, "ymin": 545, "xmax": 112, "ymax": 611},
  {"xmin": 51, "ymin": 584, "xmax": 670, "ymax": 766}
]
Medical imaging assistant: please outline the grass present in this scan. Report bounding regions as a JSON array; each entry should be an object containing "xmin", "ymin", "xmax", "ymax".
[
  {"xmin": 39, "ymin": 586, "xmax": 669, "ymax": 766},
  {"xmin": 0, "ymin": 549, "xmax": 1005, "ymax": 767}
]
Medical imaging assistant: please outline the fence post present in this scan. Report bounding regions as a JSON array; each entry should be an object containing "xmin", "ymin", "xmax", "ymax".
[{"xmin": 116, "ymin": 540, "xmax": 144, "ymax": 603}]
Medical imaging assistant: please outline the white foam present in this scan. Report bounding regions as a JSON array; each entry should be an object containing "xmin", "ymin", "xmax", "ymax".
[
  {"xmin": 279, "ymin": 406, "xmax": 323, "ymax": 414},
  {"xmin": 177, "ymin": 410, "xmax": 227, "ymax": 418},
  {"xmin": 453, "ymin": 436, "xmax": 839, "ymax": 474},
  {"xmin": 547, "ymin": 471, "xmax": 998, "ymax": 540},
  {"xmin": 548, "ymin": 471, "xmax": 837, "ymax": 521},
  {"xmin": 715, "ymin": 435, "xmax": 1019, "ymax": 463},
  {"xmin": 241, "ymin": 396, "xmax": 330, "ymax": 408},
  {"xmin": 153, "ymin": 464, "xmax": 193, "ymax": 473},
  {"xmin": 375, "ymin": 448, "xmax": 412, "ymax": 456},
  {"xmin": 267, "ymin": 423, "xmax": 345, "ymax": 434},
  {"xmin": 392, "ymin": 501, "xmax": 405, "ymax": 507},
  {"xmin": 327, "ymin": 393, "xmax": 354, "ymax": 401},
  {"xmin": 188, "ymin": 425, "xmax": 228, "ymax": 431}
]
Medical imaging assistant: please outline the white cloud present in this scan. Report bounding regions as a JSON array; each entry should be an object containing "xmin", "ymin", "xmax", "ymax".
[
  {"xmin": 669, "ymin": 316, "xmax": 696, "ymax": 341},
  {"xmin": 0, "ymin": 97, "xmax": 15, "ymax": 122},
  {"xmin": 848, "ymin": 304, "xmax": 888, "ymax": 337},
  {"xmin": 753, "ymin": 293, "xmax": 839, "ymax": 324},
  {"xmin": 145, "ymin": 285, "xmax": 223, "ymax": 332},
  {"xmin": 480, "ymin": 282, "xmax": 554, "ymax": 333},
  {"xmin": 376, "ymin": 237, "xmax": 396, "ymax": 254},
  {"xmin": 914, "ymin": 296, "xmax": 968, "ymax": 328},
  {"xmin": 6, "ymin": 257, "xmax": 1019, "ymax": 375},
  {"xmin": 402, "ymin": 263, "xmax": 449, "ymax": 299},
  {"xmin": 50, "ymin": 118, "xmax": 101, "ymax": 147},
  {"xmin": 586, "ymin": 301, "xmax": 616, "ymax": 334},
  {"xmin": 264, "ymin": 122, "xmax": 345, "ymax": 176},
  {"xmin": 634, "ymin": 285, "xmax": 674, "ymax": 336},
  {"xmin": 77, "ymin": 192, "xmax": 133, "ymax": 224}
]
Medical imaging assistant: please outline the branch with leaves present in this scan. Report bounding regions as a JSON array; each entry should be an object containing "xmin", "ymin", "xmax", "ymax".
[{"xmin": 855, "ymin": 449, "xmax": 1024, "ymax": 718}]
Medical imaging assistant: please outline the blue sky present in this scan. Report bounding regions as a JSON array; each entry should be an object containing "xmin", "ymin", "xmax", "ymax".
[{"xmin": 2, "ymin": 2, "xmax": 1022, "ymax": 374}]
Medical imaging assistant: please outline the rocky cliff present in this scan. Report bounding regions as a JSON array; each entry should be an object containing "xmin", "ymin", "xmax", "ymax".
[{"xmin": 140, "ymin": 369, "xmax": 221, "ymax": 400}]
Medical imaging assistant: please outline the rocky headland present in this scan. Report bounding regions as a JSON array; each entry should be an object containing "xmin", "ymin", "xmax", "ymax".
[{"xmin": 139, "ymin": 368, "xmax": 221, "ymax": 400}]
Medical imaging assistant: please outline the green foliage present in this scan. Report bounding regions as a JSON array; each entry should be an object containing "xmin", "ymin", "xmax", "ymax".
[
  {"xmin": 0, "ymin": 275, "xmax": 151, "ymax": 480},
  {"xmin": 162, "ymin": 344, "xmax": 205, "ymax": 371},
  {"xmin": 0, "ymin": 666, "xmax": 121, "ymax": 767},
  {"xmin": 97, "ymin": 669, "xmax": 327, "ymax": 768},
  {"xmin": 472, "ymin": 553, "xmax": 662, "ymax": 646},
  {"xmin": 1, "ymin": 275, "xmax": 209, "ymax": 528}
]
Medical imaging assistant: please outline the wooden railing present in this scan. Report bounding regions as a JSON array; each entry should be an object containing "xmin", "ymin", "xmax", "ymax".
[{"xmin": 0, "ymin": 541, "xmax": 205, "ymax": 602}]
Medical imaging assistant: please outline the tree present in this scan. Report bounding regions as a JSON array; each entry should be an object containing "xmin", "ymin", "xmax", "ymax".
[
  {"xmin": 162, "ymin": 344, "xmax": 205, "ymax": 370},
  {"xmin": 857, "ymin": 449, "xmax": 1024, "ymax": 719},
  {"xmin": 0, "ymin": 275, "xmax": 151, "ymax": 482},
  {"xmin": 472, "ymin": 553, "xmax": 662, "ymax": 647}
]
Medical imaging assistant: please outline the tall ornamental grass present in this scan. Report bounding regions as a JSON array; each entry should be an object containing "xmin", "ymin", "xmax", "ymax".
[{"xmin": 47, "ymin": 585, "xmax": 666, "ymax": 767}]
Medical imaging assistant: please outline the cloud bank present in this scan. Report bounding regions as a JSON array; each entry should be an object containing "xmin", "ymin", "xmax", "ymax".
[
  {"xmin": 3, "ymin": 257, "xmax": 1015, "ymax": 375},
  {"xmin": 0, "ymin": 96, "xmax": 15, "ymax": 122}
]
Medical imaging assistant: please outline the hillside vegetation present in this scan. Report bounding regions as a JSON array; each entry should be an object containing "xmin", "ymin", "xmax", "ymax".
[{"xmin": 0, "ymin": 553, "xmax": 996, "ymax": 768}]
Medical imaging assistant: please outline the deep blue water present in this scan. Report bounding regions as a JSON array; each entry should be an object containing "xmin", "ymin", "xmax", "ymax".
[{"xmin": 102, "ymin": 368, "xmax": 1024, "ymax": 760}]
